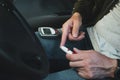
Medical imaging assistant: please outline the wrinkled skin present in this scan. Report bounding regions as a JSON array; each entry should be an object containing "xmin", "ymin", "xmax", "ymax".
[{"xmin": 60, "ymin": 12, "xmax": 117, "ymax": 79}]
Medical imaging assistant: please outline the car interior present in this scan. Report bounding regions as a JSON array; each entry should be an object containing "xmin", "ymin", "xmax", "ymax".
[
  {"xmin": 0, "ymin": 0, "xmax": 76, "ymax": 80},
  {"xmin": 14, "ymin": 0, "xmax": 76, "ymax": 31}
]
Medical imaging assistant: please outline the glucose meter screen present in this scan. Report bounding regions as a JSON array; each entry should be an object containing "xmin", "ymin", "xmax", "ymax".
[{"xmin": 43, "ymin": 29, "xmax": 51, "ymax": 34}]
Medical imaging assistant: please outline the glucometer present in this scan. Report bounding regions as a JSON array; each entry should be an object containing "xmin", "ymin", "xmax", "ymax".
[
  {"xmin": 60, "ymin": 46, "xmax": 73, "ymax": 54},
  {"xmin": 38, "ymin": 27, "xmax": 62, "ymax": 38}
]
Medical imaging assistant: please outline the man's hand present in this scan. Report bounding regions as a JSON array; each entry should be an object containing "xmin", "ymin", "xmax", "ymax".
[
  {"xmin": 66, "ymin": 48, "xmax": 117, "ymax": 79},
  {"xmin": 60, "ymin": 12, "xmax": 85, "ymax": 46}
]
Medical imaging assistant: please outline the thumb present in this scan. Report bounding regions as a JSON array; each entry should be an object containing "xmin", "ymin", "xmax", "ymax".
[
  {"xmin": 72, "ymin": 23, "xmax": 80, "ymax": 38},
  {"xmin": 73, "ymin": 47, "xmax": 80, "ymax": 53}
]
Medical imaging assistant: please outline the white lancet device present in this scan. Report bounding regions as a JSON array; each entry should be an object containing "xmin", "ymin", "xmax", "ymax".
[{"xmin": 60, "ymin": 46, "xmax": 73, "ymax": 54}]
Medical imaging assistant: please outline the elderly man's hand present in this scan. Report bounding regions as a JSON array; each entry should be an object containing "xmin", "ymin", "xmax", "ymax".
[
  {"xmin": 66, "ymin": 48, "xmax": 117, "ymax": 79},
  {"xmin": 60, "ymin": 12, "xmax": 85, "ymax": 46}
]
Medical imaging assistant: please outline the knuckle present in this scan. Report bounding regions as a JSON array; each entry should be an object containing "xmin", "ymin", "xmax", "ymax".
[
  {"xmin": 87, "ymin": 72, "xmax": 94, "ymax": 79},
  {"xmin": 68, "ymin": 37, "xmax": 73, "ymax": 40},
  {"xmin": 69, "ymin": 62, "xmax": 72, "ymax": 67},
  {"xmin": 66, "ymin": 54, "xmax": 74, "ymax": 60},
  {"xmin": 84, "ymin": 66, "xmax": 94, "ymax": 79},
  {"xmin": 78, "ymin": 72, "xmax": 81, "ymax": 76}
]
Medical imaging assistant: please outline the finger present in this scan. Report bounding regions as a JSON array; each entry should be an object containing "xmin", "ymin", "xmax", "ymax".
[
  {"xmin": 72, "ymin": 20, "xmax": 81, "ymax": 38},
  {"xmin": 77, "ymin": 71, "xmax": 89, "ymax": 79},
  {"xmin": 77, "ymin": 31, "xmax": 85, "ymax": 40},
  {"xmin": 75, "ymin": 67, "xmax": 85, "ymax": 72},
  {"xmin": 73, "ymin": 47, "xmax": 80, "ymax": 53},
  {"xmin": 66, "ymin": 53, "xmax": 83, "ymax": 61},
  {"xmin": 73, "ymin": 47, "xmax": 91, "ymax": 53},
  {"xmin": 68, "ymin": 31, "xmax": 85, "ymax": 41},
  {"xmin": 60, "ymin": 19, "xmax": 74, "ymax": 46},
  {"xmin": 60, "ymin": 30, "xmax": 68, "ymax": 46},
  {"xmin": 69, "ymin": 60, "xmax": 85, "ymax": 68},
  {"xmin": 66, "ymin": 48, "xmax": 86, "ymax": 61},
  {"xmin": 75, "ymin": 67, "xmax": 88, "ymax": 78},
  {"xmin": 66, "ymin": 48, "xmax": 92, "ymax": 61},
  {"xmin": 60, "ymin": 25, "xmax": 70, "ymax": 46}
]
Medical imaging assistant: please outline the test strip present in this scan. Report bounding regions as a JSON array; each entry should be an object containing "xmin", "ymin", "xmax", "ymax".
[{"xmin": 60, "ymin": 46, "xmax": 73, "ymax": 54}]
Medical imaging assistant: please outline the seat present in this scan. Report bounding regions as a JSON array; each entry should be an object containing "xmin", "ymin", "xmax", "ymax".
[{"xmin": 0, "ymin": 0, "xmax": 49, "ymax": 80}]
